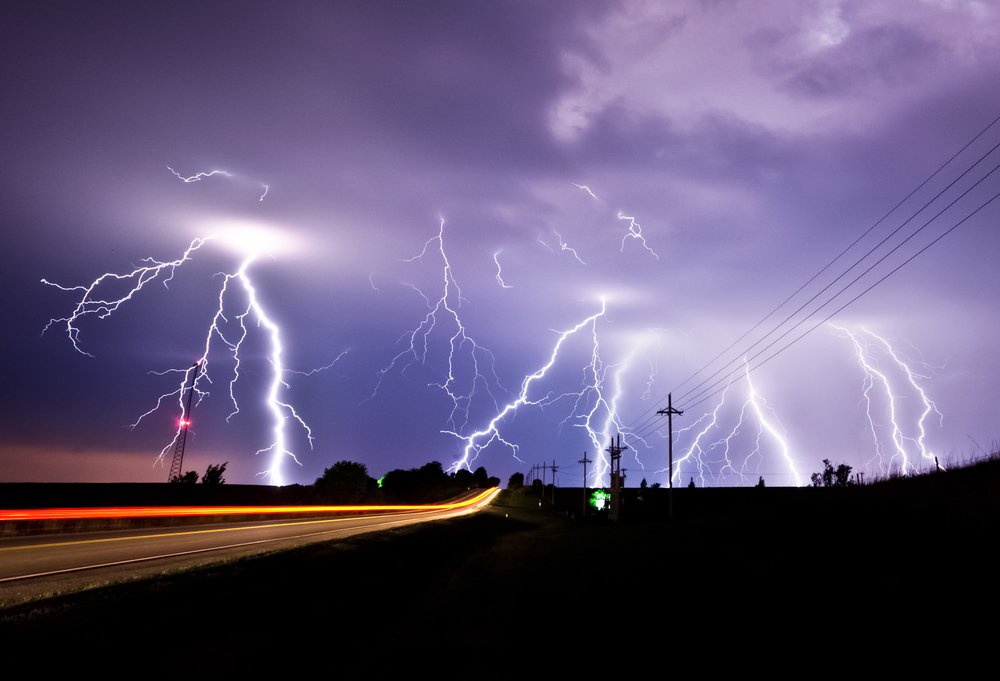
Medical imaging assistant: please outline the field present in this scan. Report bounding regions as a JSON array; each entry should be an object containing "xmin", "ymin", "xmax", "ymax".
[{"xmin": 2, "ymin": 461, "xmax": 997, "ymax": 672}]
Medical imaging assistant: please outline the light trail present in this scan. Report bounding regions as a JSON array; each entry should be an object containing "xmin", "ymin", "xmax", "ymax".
[{"xmin": 0, "ymin": 487, "xmax": 500, "ymax": 522}]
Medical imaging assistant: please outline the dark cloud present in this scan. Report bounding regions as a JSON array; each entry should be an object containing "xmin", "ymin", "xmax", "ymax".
[{"xmin": 2, "ymin": 1, "xmax": 999, "ymax": 486}]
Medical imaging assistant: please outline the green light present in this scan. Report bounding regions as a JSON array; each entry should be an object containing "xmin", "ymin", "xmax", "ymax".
[
  {"xmin": 590, "ymin": 489, "xmax": 610, "ymax": 510},
  {"xmin": 377, "ymin": 476, "xmax": 384, "ymax": 489}
]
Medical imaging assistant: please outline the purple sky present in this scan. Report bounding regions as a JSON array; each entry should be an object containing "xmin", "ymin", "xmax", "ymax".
[{"xmin": 2, "ymin": 1, "xmax": 999, "ymax": 486}]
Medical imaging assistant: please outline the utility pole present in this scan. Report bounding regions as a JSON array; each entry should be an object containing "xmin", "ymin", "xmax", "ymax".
[
  {"xmin": 606, "ymin": 434, "xmax": 628, "ymax": 522},
  {"xmin": 168, "ymin": 361, "xmax": 200, "ymax": 482},
  {"xmin": 549, "ymin": 459, "xmax": 559, "ymax": 505},
  {"xmin": 657, "ymin": 393, "xmax": 683, "ymax": 519},
  {"xmin": 578, "ymin": 451, "xmax": 591, "ymax": 517}
]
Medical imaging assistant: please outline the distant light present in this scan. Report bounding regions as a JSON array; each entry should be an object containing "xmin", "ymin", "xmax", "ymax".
[{"xmin": 590, "ymin": 489, "xmax": 610, "ymax": 510}]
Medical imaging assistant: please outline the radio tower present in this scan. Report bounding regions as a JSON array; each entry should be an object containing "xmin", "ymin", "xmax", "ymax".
[{"xmin": 168, "ymin": 361, "xmax": 201, "ymax": 482}]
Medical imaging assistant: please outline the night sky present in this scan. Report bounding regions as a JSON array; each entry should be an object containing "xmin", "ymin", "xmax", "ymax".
[{"xmin": 2, "ymin": 1, "xmax": 999, "ymax": 486}]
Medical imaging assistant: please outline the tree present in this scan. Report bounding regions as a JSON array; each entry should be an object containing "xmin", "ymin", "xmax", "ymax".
[
  {"xmin": 202, "ymin": 462, "xmax": 228, "ymax": 485},
  {"xmin": 452, "ymin": 468, "xmax": 474, "ymax": 488},
  {"xmin": 170, "ymin": 470, "xmax": 198, "ymax": 484},
  {"xmin": 315, "ymin": 460, "xmax": 373, "ymax": 503},
  {"xmin": 811, "ymin": 459, "xmax": 854, "ymax": 487},
  {"xmin": 472, "ymin": 466, "xmax": 489, "ymax": 489},
  {"xmin": 640, "ymin": 478, "xmax": 648, "ymax": 489}
]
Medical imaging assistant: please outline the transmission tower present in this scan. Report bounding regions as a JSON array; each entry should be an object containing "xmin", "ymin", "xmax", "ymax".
[{"xmin": 168, "ymin": 361, "xmax": 200, "ymax": 482}]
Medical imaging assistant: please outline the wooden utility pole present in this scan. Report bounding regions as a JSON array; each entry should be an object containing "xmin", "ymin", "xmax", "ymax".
[
  {"xmin": 657, "ymin": 393, "xmax": 683, "ymax": 519},
  {"xmin": 605, "ymin": 434, "xmax": 628, "ymax": 522},
  {"xmin": 549, "ymin": 459, "xmax": 558, "ymax": 504},
  {"xmin": 578, "ymin": 451, "xmax": 591, "ymax": 517}
]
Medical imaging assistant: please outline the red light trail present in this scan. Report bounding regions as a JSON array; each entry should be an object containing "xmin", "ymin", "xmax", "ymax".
[{"xmin": 0, "ymin": 487, "xmax": 500, "ymax": 522}]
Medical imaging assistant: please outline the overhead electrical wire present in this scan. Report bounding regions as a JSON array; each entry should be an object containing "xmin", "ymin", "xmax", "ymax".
[{"xmin": 623, "ymin": 111, "xmax": 1000, "ymax": 442}]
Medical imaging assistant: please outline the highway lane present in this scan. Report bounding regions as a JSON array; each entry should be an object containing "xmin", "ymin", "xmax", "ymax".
[{"xmin": 0, "ymin": 487, "xmax": 500, "ymax": 606}]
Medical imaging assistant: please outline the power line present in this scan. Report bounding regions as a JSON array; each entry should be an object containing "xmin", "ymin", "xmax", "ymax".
[
  {"xmin": 675, "ymin": 142, "xmax": 1000, "ymax": 410},
  {"xmin": 675, "ymin": 160, "xmax": 1000, "ymax": 413},
  {"xmin": 626, "ymin": 112, "xmax": 1000, "ymax": 440},
  {"xmin": 680, "ymin": 184, "xmax": 1000, "ymax": 413}
]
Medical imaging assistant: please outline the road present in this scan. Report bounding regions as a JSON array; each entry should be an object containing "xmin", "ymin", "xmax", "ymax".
[{"xmin": 0, "ymin": 487, "xmax": 500, "ymax": 606}]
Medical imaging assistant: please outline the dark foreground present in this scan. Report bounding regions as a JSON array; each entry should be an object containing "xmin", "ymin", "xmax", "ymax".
[{"xmin": 2, "ymin": 473, "xmax": 998, "ymax": 673}]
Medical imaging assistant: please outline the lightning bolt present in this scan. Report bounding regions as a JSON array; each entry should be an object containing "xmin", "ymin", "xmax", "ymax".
[
  {"xmin": 641, "ymin": 355, "xmax": 657, "ymax": 401},
  {"xmin": 663, "ymin": 361, "xmax": 800, "ymax": 486},
  {"xmin": 742, "ymin": 359, "xmax": 800, "ymax": 486},
  {"xmin": 167, "ymin": 166, "xmax": 232, "ymax": 183},
  {"xmin": 831, "ymin": 324, "xmax": 943, "ymax": 475},
  {"xmin": 572, "ymin": 182, "xmax": 601, "ymax": 202},
  {"xmin": 41, "ymin": 237, "xmax": 212, "ymax": 356},
  {"xmin": 616, "ymin": 211, "xmax": 659, "ymax": 260},
  {"xmin": 571, "ymin": 346, "xmax": 653, "ymax": 485},
  {"xmin": 372, "ymin": 218, "xmax": 504, "ymax": 432},
  {"xmin": 493, "ymin": 251, "xmax": 513, "ymax": 289},
  {"xmin": 259, "ymin": 184, "xmax": 269, "ymax": 201},
  {"xmin": 553, "ymin": 231, "xmax": 587, "ymax": 265},
  {"xmin": 443, "ymin": 300, "xmax": 614, "ymax": 476},
  {"xmin": 44, "ymin": 237, "xmax": 340, "ymax": 485}
]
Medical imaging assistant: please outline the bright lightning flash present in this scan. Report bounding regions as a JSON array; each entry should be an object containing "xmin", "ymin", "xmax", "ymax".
[
  {"xmin": 372, "ymin": 218, "xmax": 504, "ymax": 432},
  {"xmin": 443, "ymin": 300, "xmax": 612, "ymax": 476},
  {"xmin": 616, "ymin": 212, "xmax": 659, "ymax": 260},
  {"xmin": 831, "ymin": 324, "xmax": 943, "ymax": 475},
  {"xmin": 43, "ymin": 236, "xmax": 340, "ymax": 485},
  {"xmin": 167, "ymin": 166, "xmax": 233, "ymax": 183},
  {"xmin": 664, "ymin": 361, "xmax": 800, "ymax": 486}
]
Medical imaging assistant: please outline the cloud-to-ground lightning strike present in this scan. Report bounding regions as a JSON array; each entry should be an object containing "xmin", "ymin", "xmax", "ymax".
[
  {"xmin": 259, "ymin": 184, "xmax": 269, "ymax": 201},
  {"xmin": 443, "ymin": 300, "xmax": 613, "ymax": 475},
  {"xmin": 167, "ymin": 166, "xmax": 233, "ymax": 183},
  {"xmin": 372, "ymin": 218, "xmax": 504, "ymax": 432},
  {"xmin": 664, "ymin": 360, "xmax": 800, "ymax": 486},
  {"xmin": 493, "ymin": 251, "xmax": 513, "ymax": 289},
  {"xmin": 43, "ymin": 238, "xmax": 338, "ymax": 485},
  {"xmin": 616, "ymin": 211, "xmax": 659, "ymax": 260},
  {"xmin": 567, "ymin": 344, "xmax": 655, "ymax": 485},
  {"xmin": 830, "ymin": 324, "xmax": 943, "ymax": 475}
]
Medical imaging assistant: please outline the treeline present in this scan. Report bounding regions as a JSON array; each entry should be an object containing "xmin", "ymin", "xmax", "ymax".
[{"xmin": 313, "ymin": 460, "xmax": 500, "ymax": 504}]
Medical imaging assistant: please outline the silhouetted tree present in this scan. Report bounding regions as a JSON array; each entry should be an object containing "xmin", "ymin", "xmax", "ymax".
[
  {"xmin": 506, "ymin": 472, "xmax": 524, "ymax": 490},
  {"xmin": 487, "ymin": 475, "xmax": 501, "ymax": 488},
  {"xmin": 756, "ymin": 475, "xmax": 766, "ymax": 488},
  {"xmin": 381, "ymin": 461, "xmax": 451, "ymax": 503},
  {"xmin": 688, "ymin": 477, "xmax": 695, "ymax": 488},
  {"xmin": 452, "ymin": 468, "xmax": 474, "ymax": 488},
  {"xmin": 834, "ymin": 463, "xmax": 853, "ymax": 487},
  {"xmin": 202, "ymin": 462, "xmax": 228, "ymax": 485},
  {"xmin": 640, "ymin": 478, "xmax": 648, "ymax": 489},
  {"xmin": 650, "ymin": 482, "xmax": 662, "ymax": 489},
  {"xmin": 811, "ymin": 459, "xmax": 854, "ymax": 487},
  {"xmin": 170, "ymin": 470, "xmax": 198, "ymax": 484},
  {"xmin": 472, "ymin": 466, "xmax": 489, "ymax": 488},
  {"xmin": 315, "ymin": 460, "xmax": 373, "ymax": 503}
]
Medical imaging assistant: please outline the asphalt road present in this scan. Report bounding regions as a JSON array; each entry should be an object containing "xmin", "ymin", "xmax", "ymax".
[{"xmin": 0, "ymin": 488, "xmax": 499, "ymax": 606}]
